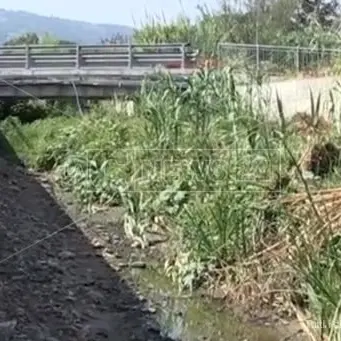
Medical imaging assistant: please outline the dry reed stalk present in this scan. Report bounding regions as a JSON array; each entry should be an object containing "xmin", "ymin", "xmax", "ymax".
[
  {"xmin": 290, "ymin": 112, "xmax": 332, "ymax": 139},
  {"xmin": 292, "ymin": 304, "xmax": 323, "ymax": 341},
  {"xmin": 281, "ymin": 187, "xmax": 341, "ymax": 205},
  {"xmin": 279, "ymin": 186, "xmax": 341, "ymax": 251}
]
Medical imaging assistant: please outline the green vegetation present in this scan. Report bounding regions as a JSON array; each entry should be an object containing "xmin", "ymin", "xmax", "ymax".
[
  {"xmin": 133, "ymin": 0, "xmax": 340, "ymax": 49},
  {"xmin": 3, "ymin": 32, "xmax": 76, "ymax": 45},
  {"xmin": 2, "ymin": 68, "xmax": 341, "ymax": 340},
  {"xmin": 0, "ymin": 33, "xmax": 85, "ymax": 123},
  {"xmin": 2, "ymin": 1, "xmax": 341, "ymax": 339},
  {"xmin": 132, "ymin": 0, "xmax": 341, "ymax": 75}
]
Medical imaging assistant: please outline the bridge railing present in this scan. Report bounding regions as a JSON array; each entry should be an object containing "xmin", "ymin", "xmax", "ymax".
[{"xmin": 0, "ymin": 43, "xmax": 198, "ymax": 70}]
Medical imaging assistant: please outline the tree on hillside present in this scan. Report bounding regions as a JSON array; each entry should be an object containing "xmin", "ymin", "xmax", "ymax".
[
  {"xmin": 101, "ymin": 33, "xmax": 130, "ymax": 44},
  {"xmin": 127, "ymin": 0, "xmax": 341, "ymax": 53},
  {"xmin": 58, "ymin": 40, "xmax": 76, "ymax": 45},
  {"xmin": 4, "ymin": 32, "xmax": 75, "ymax": 46},
  {"xmin": 4, "ymin": 32, "xmax": 39, "ymax": 45},
  {"xmin": 219, "ymin": 0, "xmax": 339, "ymax": 44},
  {"xmin": 39, "ymin": 33, "xmax": 75, "ymax": 45}
]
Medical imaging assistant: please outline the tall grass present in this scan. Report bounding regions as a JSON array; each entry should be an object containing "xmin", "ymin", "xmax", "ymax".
[
  {"xmin": 133, "ymin": 6, "xmax": 244, "ymax": 58},
  {"xmin": 2, "ymin": 68, "xmax": 341, "ymax": 339}
]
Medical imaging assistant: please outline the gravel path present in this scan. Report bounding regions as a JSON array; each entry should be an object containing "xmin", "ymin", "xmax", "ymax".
[{"xmin": 0, "ymin": 154, "xmax": 173, "ymax": 341}]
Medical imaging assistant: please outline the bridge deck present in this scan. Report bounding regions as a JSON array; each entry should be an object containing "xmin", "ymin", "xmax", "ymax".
[{"xmin": 0, "ymin": 43, "xmax": 198, "ymax": 98}]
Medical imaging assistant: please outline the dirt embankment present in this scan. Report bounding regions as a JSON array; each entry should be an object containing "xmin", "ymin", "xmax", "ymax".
[{"xmin": 0, "ymin": 150, "xmax": 174, "ymax": 340}]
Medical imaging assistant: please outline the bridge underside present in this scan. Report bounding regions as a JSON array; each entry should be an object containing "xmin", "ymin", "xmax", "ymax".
[
  {"xmin": 0, "ymin": 83, "xmax": 142, "ymax": 99},
  {"xmin": 0, "ymin": 74, "xmax": 189, "ymax": 99}
]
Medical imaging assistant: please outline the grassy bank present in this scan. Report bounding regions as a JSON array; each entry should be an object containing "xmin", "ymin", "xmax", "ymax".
[{"xmin": 2, "ymin": 69, "xmax": 341, "ymax": 340}]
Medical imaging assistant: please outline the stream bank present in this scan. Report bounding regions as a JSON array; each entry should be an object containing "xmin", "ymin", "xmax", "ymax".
[
  {"xmin": 45, "ymin": 172, "xmax": 308, "ymax": 341},
  {"xmin": 0, "ymin": 157, "xmax": 174, "ymax": 341}
]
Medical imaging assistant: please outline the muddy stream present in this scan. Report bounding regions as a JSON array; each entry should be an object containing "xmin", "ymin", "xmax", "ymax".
[
  {"xmin": 58, "ymin": 182, "xmax": 306, "ymax": 341},
  {"xmin": 129, "ymin": 266, "xmax": 305, "ymax": 341}
]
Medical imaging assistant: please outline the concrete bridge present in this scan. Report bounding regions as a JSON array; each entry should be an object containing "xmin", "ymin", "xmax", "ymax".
[{"xmin": 0, "ymin": 43, "xmax": 197, "ymax": 99}]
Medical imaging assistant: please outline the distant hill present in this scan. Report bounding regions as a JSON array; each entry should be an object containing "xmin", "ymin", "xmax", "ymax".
[{"xmin": 0, "ymin": 9, "xmax": 134, "ymax": 44}]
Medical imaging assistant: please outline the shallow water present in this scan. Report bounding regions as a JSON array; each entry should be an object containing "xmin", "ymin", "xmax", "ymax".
[
  {"xmin": 58, "ymin": 193, "xmax": 304, "ymax": 341},
  {"xmin": 129, "ymin": 266, "xmax": 305, "ymax": 341}
]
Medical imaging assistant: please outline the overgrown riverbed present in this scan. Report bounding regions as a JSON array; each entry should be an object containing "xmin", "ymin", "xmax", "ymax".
[
  {"xmin": 2, "ymin": 69, "xmax": 341, "ymax": 340},
  {"xmin": 54, "ymin": 178, "xmax": 306, "ymax": 341}
]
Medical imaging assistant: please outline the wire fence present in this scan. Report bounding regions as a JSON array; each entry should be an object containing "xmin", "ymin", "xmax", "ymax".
[{"xmin": 218, "ymin": 43, "xmax": 341, "ymax": 76}]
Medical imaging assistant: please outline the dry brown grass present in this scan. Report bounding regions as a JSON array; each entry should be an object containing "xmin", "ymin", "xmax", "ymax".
[
  {"xmin": 290, "ymin": 112, "xmax": 332, "ymax": 138},
  {"xmin": 206, "ymin": 128, "xmax": 341, "ymax": 324},
  {"xmin": 209, "ymin": 185, "xmax": 341, "ymax": 325}
]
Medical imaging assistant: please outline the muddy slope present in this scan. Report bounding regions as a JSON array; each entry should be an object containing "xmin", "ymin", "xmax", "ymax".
[{"xmin": 0, "ymin": 154, "xmax": 174, "ymax": 341}]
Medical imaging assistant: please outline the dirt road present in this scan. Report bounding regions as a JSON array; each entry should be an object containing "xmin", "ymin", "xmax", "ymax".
[
  {"xmin": 0, "ymin": 149, "xmax": 173, "ymax": 340},
  {"xmin": 265, "ymin": 76, "xmax": 340, "ymax": 117},
  {"xmin": 269, "ymin": 76, "xmax": 339, "ymax": 115},
  {"xmin": 239, "ymin": 75, "xmax": 340, "ymax": 118}
]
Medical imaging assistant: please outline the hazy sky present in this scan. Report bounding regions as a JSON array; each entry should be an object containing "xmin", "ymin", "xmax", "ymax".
[{"xmin": 2, "ymin": 0, "xmax": 220, "ymax": 27}]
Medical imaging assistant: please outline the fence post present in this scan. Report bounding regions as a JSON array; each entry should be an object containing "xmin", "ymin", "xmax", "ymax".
[
  {"xmin": 25, "ymin": 45, "xmax": 31, "ymax": 69},
  {"xmin": 181, "ymin": 43, "xmax": 186, "ymax": 70},
  {"xmin": 75, "ymin": 45, "xmax": 81, "ymax": 68},
  {"xmin": 296, "ymin": 46, "xmax": 300, "ymax": 74},
  {"xmin": 256, "ymin": 43, "xmax": 260, "ymax": 74},
  {"xmin": 128, "ymin": 40, "xmax": 133, "ymax": 68}
]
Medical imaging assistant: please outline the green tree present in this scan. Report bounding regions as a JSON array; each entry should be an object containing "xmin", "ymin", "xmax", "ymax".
[
  {"xmin": 292, "ymin": 0, "xmax": 339, "ymax": 27},
  {"xmin": 101, "ymin": 33, "xmax": 130, "ymax": 44},
  {"xmin": 4, "ymin": 32, "xmax": 39, "ymax": 45},
  {"xmin": 4, "ymin": 32, "xmax": 75, "ymax": 46},
  {"xmin": 1, "ymin": 32, "xmax": 77, "ymax": 123}
]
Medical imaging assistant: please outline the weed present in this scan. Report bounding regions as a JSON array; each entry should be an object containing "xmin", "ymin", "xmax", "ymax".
[{"xmin": 3, "ymin": 68, "xmax": 341, "ymax": 340}]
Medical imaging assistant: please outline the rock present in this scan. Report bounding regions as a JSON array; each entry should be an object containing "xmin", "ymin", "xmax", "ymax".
[
  {"xmin": 137, "ymin": 294, "xmax": 146, "ymax": 302},
  {"xmin": 0, "ymin": 320, "xmax": 17, "ymax": 329},
  {"xmin": 117, "ymin": 261, "xmax": 146, "ymax": 269},
  {"xmin": 0, "ymin": 319, "xmax": 17, "ymax": 340},
  {"xmin": 112, "ymin": 234, "xmax": 120, "ymax": 241},
  {"xmin": 146, "ymin": 320, "xmax": 160, "ymax": 333},
  {"xmin": 66, "ymin": 291, "xmax": 76, "ymax": 302},
  {"xmin": 141, "ymin": 305, "xmax": 156, "ymax": 314},
  {"xmin": 118, "ymin": 262, "xmax": 129, "ymax": 269},
  {"xmin": 81, "ymin": 319, "xmax": 110, "ymax": 339},
  {"xmin": 16, "ymin": 308, "xmax": 26, "ymax": 317},
  {"xmin": 91, "ymin": 238, "xmax": 105, "ymax": 249},
  {"xmin": 43, "ymin": 259, "xmax": 64, "ymax": 273},
  {"xmin": 110, "ymin": 234, "xmax": 120, "ymax": 245},
  {"xmin": 88, "ymin": 290, "xmax": 105, "ymax": 303},
  {"xmin": 130, "ymin": 261, "xmax": 147, "ymax": 269},
  {"xmin": 148, "ymin": 307, "xmax": 156, "ymax": 314},
  {"xmin": 131, "ymin": 240, "xmax": 142, "ymax": 248},
  {"xmin": 103, "ymin": 247, "xmax": 114, "ymax": 255},
  {"xmin": 58, "ymin": 250, "xmax": 76, "ymax": 260}
]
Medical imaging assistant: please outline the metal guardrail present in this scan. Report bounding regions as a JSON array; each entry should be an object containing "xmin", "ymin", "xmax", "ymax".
[{"xmin": 0, "ymin": 43, "xmax": 198, "ymax": 70}]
